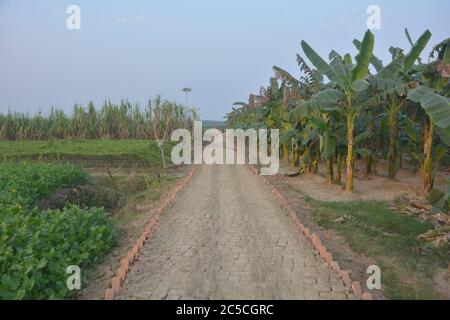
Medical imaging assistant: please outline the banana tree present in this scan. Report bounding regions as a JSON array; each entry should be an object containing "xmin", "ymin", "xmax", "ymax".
[
  {"xmin": 361, "ymin": 29, "xmax": 432, "ymax": 180},
  {"xmin": 274, "ymin": 55, "xmax": 325, "ymax": 165},
  {"xmin": 301, "ymin": 30, "xmax": 375, "ymax": 191},
  {"xmin": 407, "ymin": 38, "xmax": 450, "ymax": 192}
]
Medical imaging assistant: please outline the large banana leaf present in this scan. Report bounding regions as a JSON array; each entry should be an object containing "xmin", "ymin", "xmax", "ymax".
[
  {"xmin": 320, "ymin": 133, "xmax": 336, "ymax": 160},
  {"xmin": 404, "ymin": 29, "xmax": 432, "ymax": 71},
  {"xmin": 352, "ymin": 79, "xmax": 369, "ymax": 92},
  {"xmin": 353, "ymin": 39, "xmax": 383, "ymax": 72},
  {"xmin": 376, "ymin": 56, "xmax": 404, "ymax": 79},
  {"xmin": 408, "ymin": 87, "xmax": 450, "ymax": 129},
  {"xmin": 301, "ymin": 41, "xmax": 345, "ymax": 89},
  {"xmin": 407, "ymin": 86, "xmax": 429, "ymax": 103},
  {"xmin": 351, "ymin": 30, "xmax": 375, "ymax": 81},
  {"xmin": 436, "ymin": 126, "xmax": 450, "ymax": 146},
  {"xmin": 313, "ymin": 88, "xmax": 345, "ymax": 109},
  {"xmin": 420, "ymin": 92, "xmax": 450, "ymax": 129},
  {"xmin": 442, "ymin": 45, "xmax": 450, "ymax": 65},
  {"xmin": 365, "ymin": 80, "xmax": 410, "ymax": 106},
  {"xmin": 330, "ymin": 57, "xmax": 351, "ymax": 87}
]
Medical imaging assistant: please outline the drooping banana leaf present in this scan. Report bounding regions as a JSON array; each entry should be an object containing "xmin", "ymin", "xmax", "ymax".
[
  {"xmin": 352, "ymin": 79, "xmax": 369, "ymax": 92},
  {"xmin": 420, "ymin": 92, "xmax": 450, "ymax": 129},
  {"xmin": 351, "ymin": 30, "xmax": 375, "ymax": 81},
  {"xmin": 404, "ymin": 29, "xmax": 432, "ymax": 71},
  {"xmin": 353, "ymin": 39, "xmax": 383, "ymax": 72},
  {"xmin": 408, "ymin": 87, "xmax": 450, "ymax": 129},
  {"xmin": 365, "ymin": 80, "xmax": 410, "ymax": 106},
  {"xmin": 407, "ymin": 86, "xmax": 430, "ymax": 103},
  {"xmin": 313, "ymin": 89, "xmax": 344, "ymax": 106},
  {"xmin": 296, "ymin": 54, "xmax": 323, "ymax": 87},
  {"xmin": 443, "ymin": 46, "xmax": 450, "ymax": 65},
  {"xmin": 301, "ymin": 40, "xmax": 345, "ymax": 89},
  {"xmin": 273, "ymin": 66, "xmax": 300, "ymax": 87},
  {"xmin": 436, "ymin": 126, "xmax": 450, "ymax": 146}
]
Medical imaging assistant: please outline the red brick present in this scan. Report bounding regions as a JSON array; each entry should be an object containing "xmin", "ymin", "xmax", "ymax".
[
  {"xmin": 319, "ymin": 245, "xmax": 328, "ymax": 258},
  {"xmin": 330, "ymin": 261, "xmax": 340, "ymax": 272},
  {"xmin": 324, "ymin": 252, "xmax": 333, "ymax": 265},
  {"xmin": 362, "ymin": 293, "xmax": 373, "ymax": 300},
  {"xmin": 340, "ymin": 270, "xmax": 352, "ymax": 287},
  {"xmin": 111, "ymin": 277, "xmax": 121, "ymax": 295},
  {"xmin": 136, "ymin": 236, "xmax": 144, "ymax": 249},
  {"xmin": 304, "ymin": 228, "xmax": 311, "ymax": 238},
  {"xmin": 117, "ymin": 267, "xmax": 126, "ymax": 283},
  {"xmin": 127, "ymin": 251, "xmax": 135, "ymax": 264},
  {"xmin": 311, "ymin": 234, "xmax": 322, "ymax": 250},
  {"xmin": 351, "ymin": 281, "xmax": 363, "ymax": 297},
  {"xmin": 105, "ymin": 288, "xmax": 114, "ymax": 300},
  {"xmin": 132, "ymin": 245, "xmax": 139, "ymax": 259},
  {"xmin": 119, "ymin": 258, "xmax": 129, "ymax": 272}
]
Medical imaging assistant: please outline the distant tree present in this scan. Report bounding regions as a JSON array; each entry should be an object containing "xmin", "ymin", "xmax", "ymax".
[{"xmin": 182, "ymin": 88, "xmax": 192, "ymax": 107}]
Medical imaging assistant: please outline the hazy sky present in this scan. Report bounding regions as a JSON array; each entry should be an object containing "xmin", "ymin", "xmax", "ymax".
[{"xmin": 0, "ymin": 0, "xmax": 449, "ymax": 120}]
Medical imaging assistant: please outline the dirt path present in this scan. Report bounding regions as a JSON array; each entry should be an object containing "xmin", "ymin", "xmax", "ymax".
[{"xmin": 117, "ymin": 165, "xmax": 353, "ymax": 300}]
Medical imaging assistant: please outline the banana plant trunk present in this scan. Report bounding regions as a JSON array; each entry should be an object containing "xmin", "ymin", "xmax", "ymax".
[
  {"xmin": 388, "ymin": 105, "xmax": 399, "ymax": 180},
  {"xmin": 366, "ymin": 110, "xmax": 374, "ymax": 174},
  {"xmin": 283, "ymin": 145, "xmax": 289, "ymax": 161},
  {"xmin": 346, "ymin": 115, "xmax": 355, "ymax": 192},
  {"xmin": 327, "ymin": 158, "xmax": 334, "ymax": 184},
  {"xmin": 336, "ymin": 153, "xmax": 342, "ymax": 185},
  {"xmin": 422, "ymin": 116, "xmax": 434, "ymax": 193}
]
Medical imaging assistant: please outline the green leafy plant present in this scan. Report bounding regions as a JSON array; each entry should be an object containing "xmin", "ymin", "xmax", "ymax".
[{"xmin": 0, "ymin": 162, "xmax": 117, "ymax": 299}]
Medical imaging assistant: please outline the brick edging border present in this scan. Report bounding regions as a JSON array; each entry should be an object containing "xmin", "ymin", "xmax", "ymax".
[
  {"xmin": 104, "ymin": 166, "xmax": 197, "ymax": 300},
  {"xmin": 248, "ymin": 165, "xmax": 373, "ymax": 301}
]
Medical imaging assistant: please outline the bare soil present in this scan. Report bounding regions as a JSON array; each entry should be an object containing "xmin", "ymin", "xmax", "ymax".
[{"xmin": 280, "ymin": 159, "xmax": 450, "ymax": 202}]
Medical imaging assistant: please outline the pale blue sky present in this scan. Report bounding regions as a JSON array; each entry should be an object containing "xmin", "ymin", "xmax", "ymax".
[{"xmin": 0, "ymin": 0, "xmax": 449, "ymax": 120}]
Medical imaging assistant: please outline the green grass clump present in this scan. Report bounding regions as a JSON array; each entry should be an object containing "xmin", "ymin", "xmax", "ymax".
[
  {"xmin": 307, "ymin": 199, "xmax": 448, "ymax": 300},
  {"xmin": 0, "ymin": 162, "xmax": 116, "ymax": 299}
]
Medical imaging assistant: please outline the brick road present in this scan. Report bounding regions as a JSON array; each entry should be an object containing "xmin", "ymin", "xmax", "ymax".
[{"xmin": 118, "ymin": 165, "xmax": 353, "ymax": 300}]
